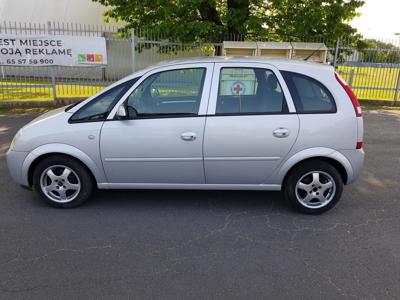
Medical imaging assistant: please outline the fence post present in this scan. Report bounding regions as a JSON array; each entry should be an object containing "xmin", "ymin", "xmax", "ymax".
[
  {"xmin": 348, "ymin": 69, "xmax": 355, "ymax": 88},
  {"xmin": 131, "ymin": 29, "xmax": 136, "ymax": 73},
  {"xmin": 47, "ymin": 21, "xmax": 57, "ymax": 101},
  {"xmin": 394, "ymin": 69, "xmax": 400, "ymax": 103},
  {"xmin": 333, "ymin": 38, "xmax": 340, "ymax": 68}
]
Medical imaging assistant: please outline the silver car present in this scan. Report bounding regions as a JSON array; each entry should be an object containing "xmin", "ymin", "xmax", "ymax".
[{"xmin": 6, "ymin": 57, "xmax": 364, "ymax": 214}]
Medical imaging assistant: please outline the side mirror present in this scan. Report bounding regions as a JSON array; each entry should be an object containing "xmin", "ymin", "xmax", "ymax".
[{"xmin": 116, "ymin": 105, "xmax": 127, "ymax": 119}]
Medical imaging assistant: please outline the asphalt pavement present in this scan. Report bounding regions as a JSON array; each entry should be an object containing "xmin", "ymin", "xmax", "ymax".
[{"xmin": 0, "ymin": 110, "xmax": 399, "ymax": 299}]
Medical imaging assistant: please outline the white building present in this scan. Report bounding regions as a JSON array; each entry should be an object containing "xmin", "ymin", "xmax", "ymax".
[{"xmin": 0, "ymin": 0, "xmax": 112, "ymax": 25}]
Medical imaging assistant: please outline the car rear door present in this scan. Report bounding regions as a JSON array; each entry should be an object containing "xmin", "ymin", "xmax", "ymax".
[
  {"xmin": 203, "ymin": 62, "xmax": 299, "ymax": 185},
  {"xmin": 100, "ymin": 63, "xmax": 213, "ymax": 185}
]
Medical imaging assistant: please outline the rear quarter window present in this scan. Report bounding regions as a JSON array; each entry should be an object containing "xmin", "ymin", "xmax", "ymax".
[{"xmin": 281, "ymin": 71, "xmax": 336, "ymax": 113}]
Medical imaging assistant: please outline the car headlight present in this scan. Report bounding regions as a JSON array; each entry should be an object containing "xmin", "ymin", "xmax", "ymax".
[{"xmin": 9, "ymin": 129, "xmax": 23, "ymax": 150}]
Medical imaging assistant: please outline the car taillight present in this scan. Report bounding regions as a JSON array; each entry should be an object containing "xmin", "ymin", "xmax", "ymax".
[
  {"xmin": 335, "ymin": 72, "xmax": 362, "ymax": 117},
  {"xmin": 356, "ymin": 141, "xmax": 363, "ymax": 149}
]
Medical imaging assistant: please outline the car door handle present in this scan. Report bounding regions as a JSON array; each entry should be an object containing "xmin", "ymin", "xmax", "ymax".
[
  {"xmin": 273, "ymin": 128, "xmax": 290, "ymax": 138},
  {"xmin": 181, "ymin": 132, "xmax": 197, "ymax": 141}
]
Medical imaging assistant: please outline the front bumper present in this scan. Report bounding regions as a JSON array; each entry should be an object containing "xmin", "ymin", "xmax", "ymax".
[{"xmin": 6, "ymin": 149, "xmax": 30, "ymax": 187}]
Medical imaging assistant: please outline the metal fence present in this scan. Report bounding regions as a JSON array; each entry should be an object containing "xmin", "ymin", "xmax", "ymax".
[
  {"xmin": 331, "ymin": 38, "xmax": 400, "ymax": 102},
  {"xmin": 0, "ymin": 21, "xmax": 214, "ymax": 102},
  {"xmin": 0, "ymin": 21, "xmax": 399, "ymax": 103}
]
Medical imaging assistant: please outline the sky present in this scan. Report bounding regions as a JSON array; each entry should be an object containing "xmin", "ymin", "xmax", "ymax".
[{"xmin": 351, "ymin": 0, "xmax": 400, "ymax": 40}]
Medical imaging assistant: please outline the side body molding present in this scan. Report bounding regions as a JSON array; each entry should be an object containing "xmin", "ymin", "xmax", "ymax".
[
  {"xmin": 22, "ymin": 143, "xmax": 107, "ymax": 186},
  {"xmin": 273, "ymin": 147, "xmax": 354, "ymax": 185}
]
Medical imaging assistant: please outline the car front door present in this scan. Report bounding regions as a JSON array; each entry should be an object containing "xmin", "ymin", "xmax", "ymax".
[
  {"xmin": 203, "ymin": 62, "xmax": 299, "ymax": 185},
  {"xmin": 100, "ymin": 63, "xmax": 213, "ymax": 185}
]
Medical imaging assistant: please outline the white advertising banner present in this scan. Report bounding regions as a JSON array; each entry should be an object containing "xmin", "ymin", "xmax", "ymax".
[{"xmin": 0, "ymin": 34, "xmax": 107, "ymax": 66}]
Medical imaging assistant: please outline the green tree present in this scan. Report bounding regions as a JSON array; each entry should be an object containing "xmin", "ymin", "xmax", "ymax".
[
  {"xmin": 93, "ymin": 0, "xmax": 364, "ymax": 43},
  {"xmin": 266, "ymin": 0, "xmax": 364, "ymax": 42},
  {"xmin": 358, "ymin": 39, "xmax": 400, "ymax": 63}
]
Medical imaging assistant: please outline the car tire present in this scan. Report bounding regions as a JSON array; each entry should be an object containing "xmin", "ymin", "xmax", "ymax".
[
  {"xmin": 32, "ymin": 155, "xmax": 94, "ymax": 208},
  {"xmin": 283, "ymin": 160, "xmax": 343, "ymax": 214}
]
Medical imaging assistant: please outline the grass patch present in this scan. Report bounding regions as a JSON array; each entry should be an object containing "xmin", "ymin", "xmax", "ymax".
[
  {"xmin": 0, "ymin": 80, "xmax": 106, "ymax": 101},
  {"xmin": 1, "ymin": 66, "xmax": 399, "ymax": 102},
  {"xmin": 337, "ymin": 66, "xmax": 400, "ymax": 101}
]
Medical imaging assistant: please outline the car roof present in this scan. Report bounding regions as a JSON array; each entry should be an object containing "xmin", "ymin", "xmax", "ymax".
[{"xmin": 151, "ymin": 56, "xmax": 333, "ymax": 71}]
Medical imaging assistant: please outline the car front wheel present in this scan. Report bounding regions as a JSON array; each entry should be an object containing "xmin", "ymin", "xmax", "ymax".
[
  {"xmin": 32, "ymin": 155, "xmax": 94, "ymax": 208},
  {"xmin": 283, "ymin": 160, "xmax": 343, "ymax": 214}
]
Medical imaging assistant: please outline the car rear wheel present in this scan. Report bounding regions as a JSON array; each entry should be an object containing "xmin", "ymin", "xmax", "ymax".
[
  {"xmin": 32, "ymin": 155, "xmax": 94, "ymax": 208},
  {"xmin": 283, "ymin": 160, "xmax": 343, "ymax": 214}
]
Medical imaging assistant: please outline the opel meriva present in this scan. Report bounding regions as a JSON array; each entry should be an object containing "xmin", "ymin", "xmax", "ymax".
[{"xmin": 7, "ymin": 57, "xmax": 364, "ymax": 214}]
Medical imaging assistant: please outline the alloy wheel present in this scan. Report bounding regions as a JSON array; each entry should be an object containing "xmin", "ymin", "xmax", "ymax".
[
  {"xmin": 39, "ymin": 165, "xmax": 81, "ymax": 203},
  {"xmin": 295, "ymin": 171, "xmax": 336, "ymax": 209}
]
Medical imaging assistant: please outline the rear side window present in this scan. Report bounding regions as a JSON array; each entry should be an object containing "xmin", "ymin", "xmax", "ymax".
[
  {"xmin": 281, "ymin": 71, "xmax": 336, "ymax": 113},
  {"xmin": 216, "ymin": 68, "xmax": 287, "ymax": 114}
]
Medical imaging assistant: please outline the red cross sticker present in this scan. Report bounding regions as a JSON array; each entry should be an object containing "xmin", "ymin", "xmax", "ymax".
[
  {"xmin": 231, "ymin": 82, "xmax": 245, "ymax": 95},
  {"xmin": 234, "ymin": 84, "xmax": 243, "ymax": 94}
]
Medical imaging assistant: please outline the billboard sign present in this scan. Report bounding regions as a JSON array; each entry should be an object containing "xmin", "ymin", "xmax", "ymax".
[{"xmin": 0, "ymin": 34, "xmax": 107, "ymax": 66}]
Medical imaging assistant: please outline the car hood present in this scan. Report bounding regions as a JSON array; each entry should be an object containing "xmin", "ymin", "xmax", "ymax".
[
  {"xmin": 25, "ymin": 106, "xmax": 70, "ymax": 128},
  {"xmin": 12, "ymin": 106, "xmax": 74, "ymax": 152}
]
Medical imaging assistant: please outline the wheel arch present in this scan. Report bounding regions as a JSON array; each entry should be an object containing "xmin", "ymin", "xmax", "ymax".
[
  {"xmin": 277, "ymin": 148, "xmax": 353, "ymax": 186},
  {"xmin": 23, "ymin": 144, "xmax": 105, "ymax": 187}
]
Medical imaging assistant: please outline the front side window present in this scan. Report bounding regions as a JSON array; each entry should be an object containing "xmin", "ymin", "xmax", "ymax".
[
  {"xmin": 216, "ymin": 68, "xmax": 287, "ymax": 114},
  {"xmin": 70, "ymin": 79, "xmax": 136, "ymax": 122},
  {"xmin": 126, "ymin": 68, "xmax": 206, "ymax": 118},
  {"xmin": 281, "ymin": 71, "xmax": 336, "ymax": 113}
]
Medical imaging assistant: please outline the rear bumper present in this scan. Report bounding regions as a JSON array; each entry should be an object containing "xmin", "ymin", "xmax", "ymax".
[
  {"xmin": 6, "ymin": 149, "xmax": 30, "ymax": 187},
  {"xmin": 339, "ymin": 149, "xmax": 365, "ymax": 184}
]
